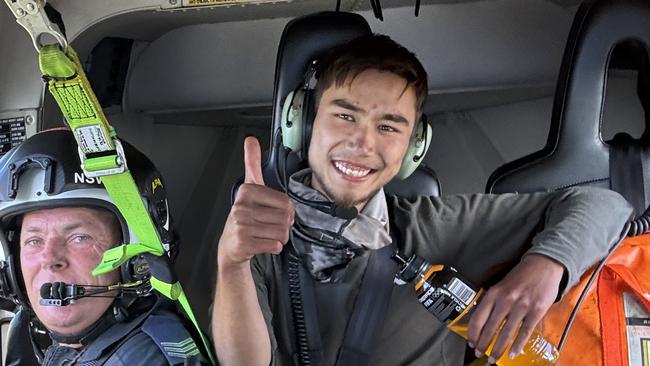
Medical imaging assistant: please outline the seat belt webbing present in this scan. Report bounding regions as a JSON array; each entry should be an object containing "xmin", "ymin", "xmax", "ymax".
[
  {"xmin": 610, "ymin": 134, "xmax": 648, "ymax": 217},
  {"xmin": 334, "ymin": 243, "xmax": 397, "ymax": 366},
  {"xmin": 288, "ymin": 241, "xmax": 397, "ymax": 366}
]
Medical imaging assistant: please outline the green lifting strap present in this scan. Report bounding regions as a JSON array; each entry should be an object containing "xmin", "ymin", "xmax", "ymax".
[
  {"xmin": 40, "ymin": 45, "xmax": 116, "ymax": 151},
  {"xmin": 38, "ymin": 45, "xmax": 216, "ymax": 365}
]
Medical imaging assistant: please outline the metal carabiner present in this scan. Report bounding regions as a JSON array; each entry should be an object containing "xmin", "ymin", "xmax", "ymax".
[{"xmin": 3, "ymin": 0, "xmax": 67, "ymax": 53}]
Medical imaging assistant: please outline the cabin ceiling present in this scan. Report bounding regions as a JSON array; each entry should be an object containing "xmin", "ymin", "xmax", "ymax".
[
  {"xmin": 47, "ymin": 0, "xmax": 583, "ymax": 47},
  {"xmin": 2, "ymin": 0, "xmax": 586, "ymax": 116}
]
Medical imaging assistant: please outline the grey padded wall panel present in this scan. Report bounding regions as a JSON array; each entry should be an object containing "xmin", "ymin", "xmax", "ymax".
[
  {"xmin": 124, "ymin": 18, "xmax": 285, "ymax": 113},
  {"xmin": 425, "ymin": 98, "xmax": 553, "ymax": 194},
  {"xmin": 472, "ymin": 98, "xmax": 553, "ymax": 164},
  {"xmin": 108, "ymin": 111, "xmax": 271, "ymax": 331}
]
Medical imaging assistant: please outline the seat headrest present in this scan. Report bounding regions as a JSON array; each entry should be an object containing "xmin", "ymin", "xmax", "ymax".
[
  {"xmin": 270, "ymin": 12, "xmax": 372, "ymax": 135},
  {"xmin": 259, "ymin": 11, "xmax": 441, "ymax": 199},
  {"xmin": 486, "ymin": 0, "xmax": 650, "ymax": 216},
  {"xmin": 260, "ymin": 11, "xmax": 371, "ymax": 192}
]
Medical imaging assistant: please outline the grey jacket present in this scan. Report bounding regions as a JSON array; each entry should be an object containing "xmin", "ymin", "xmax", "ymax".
[{"xmin": 251, "ymin": 187, "xmax": 632, "ymax": 365}]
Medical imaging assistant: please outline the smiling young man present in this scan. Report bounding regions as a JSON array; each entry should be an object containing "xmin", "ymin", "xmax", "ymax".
[
  {"xmin": 212, "ymin": 35, "xmax": 632, "ymax": 366},
  {"xmin": 308, "ymin": 68, "xmax": 416, "ymax": 210}
]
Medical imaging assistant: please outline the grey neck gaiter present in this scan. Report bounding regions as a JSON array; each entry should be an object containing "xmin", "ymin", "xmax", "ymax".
[{"xmin": 288, "ymin": 168, "xmax": 391, "ymax": 282}]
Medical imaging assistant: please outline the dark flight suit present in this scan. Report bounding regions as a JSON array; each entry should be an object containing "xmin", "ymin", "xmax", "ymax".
[{"xmin": 42, "ymin": 301, "xmax": 209, "ymax": 366}]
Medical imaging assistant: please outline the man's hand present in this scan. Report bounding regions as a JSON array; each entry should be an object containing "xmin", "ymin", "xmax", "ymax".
[
  {"xmin": 217, "ymin": 136, "xmax": 294, "ymax": 269},
  {"xmin": 213, "ymin": 136, "xmax": 291, "ymax": 366},
  {"xmin": 466, "ymin": 254, "xmax": 565, "ymax": 363}
]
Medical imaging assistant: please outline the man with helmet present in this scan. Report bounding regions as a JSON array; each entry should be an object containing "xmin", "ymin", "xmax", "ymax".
[
  {"xmin": 0, "ymin": 129, "xmax": 209, "ymax": 365},
  {"xmin": 212, "ymin": 34, "xmax": 632, "ymax": 365}
]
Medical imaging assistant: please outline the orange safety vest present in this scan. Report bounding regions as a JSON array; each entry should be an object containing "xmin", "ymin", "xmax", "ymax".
[{"xmin": 541, "ymin": 233, "xmax": 650, "ymax": 366}]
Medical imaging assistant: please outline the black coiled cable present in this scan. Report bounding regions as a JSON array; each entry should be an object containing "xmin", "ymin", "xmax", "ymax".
[
  {"xmin": 287, "ymin": 251, "xmax": 311, "ymax": 365},
  {"xmin": 273, "ymin": 128, "xmax": 311, "ymax": 365},
  {"xmin": 628, "ymin": 206, "xmax": 650, "ymax": 236}
]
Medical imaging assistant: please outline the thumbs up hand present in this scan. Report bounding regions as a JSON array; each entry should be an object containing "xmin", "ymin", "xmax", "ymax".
[{"xmin": 218, "ymin": 137, "xmax": 294, "ymax": 269}]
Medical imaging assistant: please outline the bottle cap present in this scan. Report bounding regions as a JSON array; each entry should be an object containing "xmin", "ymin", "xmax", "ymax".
[{"xmin": 392, "ymin": 252, "xmax": 425, "ymax": 283}]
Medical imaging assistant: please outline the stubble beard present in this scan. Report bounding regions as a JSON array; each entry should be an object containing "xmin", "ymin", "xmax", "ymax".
[{"xmin": 311, "ymin": 169, "xmax": 380, "ymax": 210}]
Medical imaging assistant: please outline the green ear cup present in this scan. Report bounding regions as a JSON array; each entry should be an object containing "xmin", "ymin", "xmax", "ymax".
[
  {"xmin": 396, "ymin": 119, "xmax": 433, "ymax": 180},
  {"xmin": 280, "ymin": 90, "xmax": 306, "ymax": 152}
]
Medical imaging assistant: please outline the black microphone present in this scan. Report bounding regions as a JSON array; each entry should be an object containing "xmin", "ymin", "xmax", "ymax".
[
  {"xmin": 40, "ymin": 282, "xmax": 85, "ymax": 306},
  {"xmin": 39, "ymin": 280, "xmax": 151, "ymax": 306}
]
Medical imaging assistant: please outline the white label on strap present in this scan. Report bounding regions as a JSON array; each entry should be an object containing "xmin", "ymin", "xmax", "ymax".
[
  {"xmin": 447, "ymin": 278, "xmax": 476, "ymax": 307},
  {"xmin": 624, "ymin": 292, "xmax": 650, "ymax": 366},
  {"xmin": 75, "ymin": 125, "xmax": 111, "ymax": 153}
]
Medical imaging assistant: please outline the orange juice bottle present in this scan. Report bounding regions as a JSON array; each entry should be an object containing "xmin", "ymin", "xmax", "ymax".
[{"xmin": 392, "ymin": 252, "xmax": 559, "ymax": 366}]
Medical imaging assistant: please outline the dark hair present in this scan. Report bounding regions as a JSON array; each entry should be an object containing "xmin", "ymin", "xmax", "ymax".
[{"xmin": 315, "ymin": 34, "xmax": 428, "ymax": 118}]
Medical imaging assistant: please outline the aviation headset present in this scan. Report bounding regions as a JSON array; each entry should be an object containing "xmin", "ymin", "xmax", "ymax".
[
  {"xmin": 279, "ymin": 61, "xmax": 433, "ymax": 180},
  {"xmin": 0, "ymin": 129, "xmax": 176, "ymax": 309}
]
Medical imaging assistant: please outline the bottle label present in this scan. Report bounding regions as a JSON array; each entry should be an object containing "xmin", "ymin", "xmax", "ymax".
[
  {"xmin": 448, "ymin": 277, "xmax": 476, "ymax": 307},
  {"xmin": 417, "ymin": 268, "xmax": 477, "ymax": 324}
]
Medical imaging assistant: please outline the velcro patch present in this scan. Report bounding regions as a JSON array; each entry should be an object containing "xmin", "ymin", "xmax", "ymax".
[{"xmin": 141, "ymin": 314, "xmax": 202, "ymax": 365}]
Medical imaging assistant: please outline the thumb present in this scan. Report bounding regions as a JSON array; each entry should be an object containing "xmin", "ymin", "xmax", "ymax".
[{"xmin": 244, "ymin": 136, "xmax": 265, "ymax": 185}]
